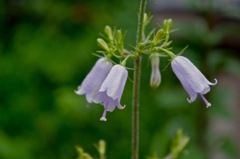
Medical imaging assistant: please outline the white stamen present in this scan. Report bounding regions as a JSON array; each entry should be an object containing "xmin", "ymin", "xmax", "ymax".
[
  {"xmin": 100, "ymin": 106, "xmax": 108, "ymax": 122},
  {"xmin": 200, "ymin": 94, "xmax": 211, "ymax": 108},
  {"xmin": 100, "ymin": 117, "xmax": 107, "ymax": 121}
]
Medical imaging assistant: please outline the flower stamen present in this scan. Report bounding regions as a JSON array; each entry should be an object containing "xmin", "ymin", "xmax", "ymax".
[
  {"xmin": 100, "ymin": 107, "xmax": 108, "ymax": 121},
  {"xmin": 200, "ymin": 94, "xmax": 211, "ymax": 108}
]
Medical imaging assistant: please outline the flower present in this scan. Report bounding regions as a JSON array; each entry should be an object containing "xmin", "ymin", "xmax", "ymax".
[
  {"xmin": 93, "ymin": 64, "xmax": 128, "ymax": 121},
  {"xmin": 171, "ymin": 56, "xmax": 217, "ymax": 107},
  {"xmin": 75, "ymin": 58, "xmax": 113, "ymax": 103},
  {"xmin": 150, "ymin": 54, "xmax": 161, "ymax": 88}
]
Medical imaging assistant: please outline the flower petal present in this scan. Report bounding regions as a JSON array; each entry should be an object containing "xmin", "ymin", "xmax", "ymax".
[
  {"xmin": 75, "ymin": 58, "xmax": 112, "ymax": 103},
  {"xmin": 208, "ymin": 78, "xmax": 218, "ymax": 86},
  {"xmin": 171, "ymin": 59, "xmax": 198, "ymax": 102},
  {"xmin": 106, "ymin": 99, "xmax": 119, "ymax": 112},
  {"xmin": 93, "ymin": 92, "xmax": 109, "ymax": 104},
  {"xmin": 92, "ymin": 64, "xmax": 128, "ymax": 120},
  {"xmin": 172, "ymin": 56, "xmax": 212, "ymax": 94},
  {"xmin": 99, "ymin": 65, "xmax": 128, "ymax": 100},
  {"xmin": 117, "ymin": 104, "xmax": 125, "ymax": 110}
]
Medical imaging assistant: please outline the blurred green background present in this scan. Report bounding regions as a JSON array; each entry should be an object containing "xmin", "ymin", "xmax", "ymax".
[{"xmin": 0, "ymin": 0, "xmax": 240, "ymax": 159}]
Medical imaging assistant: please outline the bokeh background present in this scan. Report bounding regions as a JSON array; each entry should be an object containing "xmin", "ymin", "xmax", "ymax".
[{"xmin": 0, "ymin": 0, "xmax": 240, "ymax": 159}]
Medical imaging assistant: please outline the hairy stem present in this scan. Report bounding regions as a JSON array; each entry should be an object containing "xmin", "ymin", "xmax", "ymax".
[
  {"xmin": 132, "ymin": 56, "xmax": 141, "ymax": 159},
  {"xmin": 136, "ymin": 0, "xmax": 147, "ymax": 44},
  {"xmin": 132, "ymin": 0, "xmax": 147, "ymax": 159}
]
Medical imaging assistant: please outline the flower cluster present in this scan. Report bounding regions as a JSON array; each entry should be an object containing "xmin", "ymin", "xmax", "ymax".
[
  {"xmin": 75, "ymin": 58, "xmax": 128, "ymax": 121},
  {"xmin": 140, "ymin": 17, "xmax": 217, "ymax": 107},
  {"xmin": 75, "ymin": 25, "xmax": 131, "ymax": 121},
  {"xmin": 75, "ymin": 17, "xmax": 217, "ymax": 121}
]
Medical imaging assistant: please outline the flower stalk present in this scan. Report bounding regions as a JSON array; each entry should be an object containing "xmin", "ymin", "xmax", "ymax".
[{"xmin": 132, "ymin": 0, "xmax": 147, "ymax": 159}]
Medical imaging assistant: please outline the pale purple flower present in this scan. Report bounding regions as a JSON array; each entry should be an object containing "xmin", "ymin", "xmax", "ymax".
[
  {"xmin": 75, "ymin": 58, "xmax": 113, "ymax": 103},
  {"xmin": 171, "ymin": 56, "xmax": 217, "ymax": 107},
  {"xmin": 150, "ymin": 54, "xmax": 161, "ymax": 88},
  {"xmin": 93, "ymin": 64, "xmax": 128, "ymax": 121}
]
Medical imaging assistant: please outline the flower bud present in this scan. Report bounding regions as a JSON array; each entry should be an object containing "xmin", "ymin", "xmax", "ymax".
[
  {"xmin": 143, "ymin": 13, "xmax": 148, "ymax": 25},
  {"xmin": 116, "ymin": 29, "xmax": 123, "ymax": 44},
  {"xmin": 97, "ymin": 38, "xmax": 110, "ymax": 52},
  {"xmin": 153, "ymin": 29, "xmax": 164, "ymax": 45},
  {"xmin": 76, "ymin": 146, "xmax": 93, "ymax": 159},
  {"xmin": 116, "ymin": 29, "xmax": 124, "ymax": 53},
  {"xmin": 81, "ymin": 153, "xmax": 93, "ymax": 159},
  {"xmin": 150, "ymin": 54, "xmax": 161, "ymax": 88},
  {"xmin": 168, "ymin": 19, "xmax": 173, "ymax": 30},
  {"xmin": 104, "ymin": 25, "xmax": 113, "ymax": 41},
  {"xmin": 163, "ymin": 19, "xmax": 173, "ymax": 33},
  {"xmin": 98, "ymin": 140, "xmax": 106, "ymax": 157}
]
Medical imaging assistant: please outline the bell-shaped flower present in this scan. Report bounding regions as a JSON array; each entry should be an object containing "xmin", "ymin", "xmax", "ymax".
[
  {"xmin": 150, "ymin": 54, "xmax": 161, "ymax": 88},
  {"xmin": 75, "ymin": 58, "xmax": 113, "ymax": 103},
  {"xmin": 171, "ymin": 56, "xmax": 217, "ymax": 107},
  {"xmin": 93, "ymin": 64, "xmax": 128, "ymax": 121}
]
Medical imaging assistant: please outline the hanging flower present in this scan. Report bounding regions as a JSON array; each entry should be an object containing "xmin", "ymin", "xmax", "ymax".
[
  {"xmin": 150, "ymin": 54, "xmax": 161, "ymax": 88},
  {"xmin": 75, "ymin": 58, "xmax": 113, "ymax": 103},
  {"xmin": 93, "ymin": 64, "xmax": 128, "ymax": 121},
  {"xmin": 171, "ymin": 56, "xmax": 217, "ymax": 107}
]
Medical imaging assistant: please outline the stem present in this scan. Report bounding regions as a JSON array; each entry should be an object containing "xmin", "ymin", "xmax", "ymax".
[
  {"xmin": 132, "ymin": 0, "xmax": 147, "ymax": 159},
  {"xmin": 132, "ymin": 56, "xmax": 141, "ymax": 159},
  {"xmin": 136, "ymin": 0, "xmax": 147, "ymax": 44}
]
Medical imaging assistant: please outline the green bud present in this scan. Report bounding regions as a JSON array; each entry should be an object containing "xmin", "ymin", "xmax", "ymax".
[
  {"xmin": 76, "ymin": 146, "xmax": 84, "ymax": 156},
  {"xmin": 98, "ymin": 140, "xmax": 106, "ymax": 157},
  {"xmin": 163, "ymin": 18, "xmax": 173, "ymax": 33},
  {"xmin": 97, "ymin": 38, "xmax": 110, "ymax": 52},
  {"xmin": 153, "ymin": 29, "xmax": 164, "ymax": 45},
  {"xmin": 104, "ymin": 25, "xmax": 113, "ymax": 41},
  {"xmin": 81, "ymin": 153, "xmax": 93, "ymax": 159},
  {"xmin": 75, "ymin": 146, "xmax": 93, "ymax": 159},
  {"xmin": 163, "ymin": 19, "xmax": 168, "ymax": 31},
  {"xmin": 143, "ymin": 13, "xmax": 148, "ymax": 26},
  {"xmin": 116, "ymin": 29, "xmax": 123, "ymax": 44},
  {"xmin": 167, "ymin": 19, "xmax": 173, "ymax": 31},
  {"xmin": 150, "ymin": 54, "xmax": 161, "ymax": 89}
]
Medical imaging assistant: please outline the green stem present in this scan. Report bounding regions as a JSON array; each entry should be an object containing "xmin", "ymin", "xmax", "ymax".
[
  {"xmin": 132, "ymin": 0, "xmax": 147, "ymax": 159},
  {"xmin": 136, "ymin": 0, "xmax": 147, "ymax": 44},
  {"xmin": 132, "ymin": 56, "xmax": 141, "ymax": 159}
]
